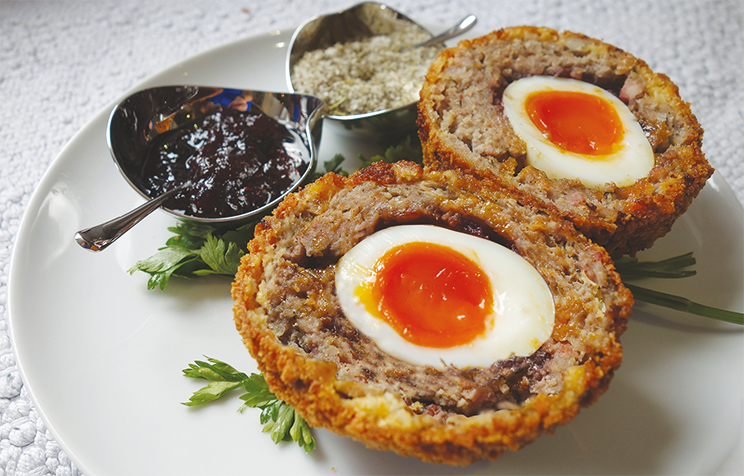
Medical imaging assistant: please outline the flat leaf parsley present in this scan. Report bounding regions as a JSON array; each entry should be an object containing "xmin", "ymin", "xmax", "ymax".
[
  {"xmin": 182, "ymin": 357, "xmax": 316, "ymax": 452},
  {"xmin": 127, "ymin": 219, "xmax": 260, "ymax": 290}
]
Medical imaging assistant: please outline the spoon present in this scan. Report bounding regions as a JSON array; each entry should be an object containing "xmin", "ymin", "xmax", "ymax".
[
  {"xmin": 75, "ymin": 181, "xmax": 191, "ymax": 251},
  {"xmin": 74, "ymin": 86, "xmax": 324, "ymax": 252},
  {"xmin": 403, "ymin": 14, "xmax": 477, "ymax": 50}
]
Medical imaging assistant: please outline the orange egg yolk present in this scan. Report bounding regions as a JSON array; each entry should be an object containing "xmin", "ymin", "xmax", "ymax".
[
  {"xmin": 525, "ymin": 89, "xmax": 624, "ymax": 156},
  {"xmin": 356, "ymin": 241, "xmax": 493, "ymax": 348}
]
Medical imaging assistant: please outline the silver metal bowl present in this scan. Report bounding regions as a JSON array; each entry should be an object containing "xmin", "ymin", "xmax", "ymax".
[
  {"xmin": 285, "ymin": 2, "xmax": 435, "ymax": 137},
  {"xmin": 75, "ymin": 86, "xmax": 324, "ymax": 251},
  {"xmin": 107, "ymin": 85, "xmax": 324, "ymax": 223}
]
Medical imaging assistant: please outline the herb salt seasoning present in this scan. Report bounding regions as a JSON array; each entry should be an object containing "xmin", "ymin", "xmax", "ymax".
[{"xmin": 291, "ymin": 24, "xmax": 443, "ymax": 116}]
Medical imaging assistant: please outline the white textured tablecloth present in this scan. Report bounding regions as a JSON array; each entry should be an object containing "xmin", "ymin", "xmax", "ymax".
[{"xmin": 1, "ymin": 0, "xmax": 742, "ymax": 474}]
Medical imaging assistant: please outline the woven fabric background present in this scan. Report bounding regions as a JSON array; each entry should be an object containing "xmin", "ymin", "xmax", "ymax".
[{"xmin": 1, "ymin": 0, "xmax": 742, "ymax": 474}]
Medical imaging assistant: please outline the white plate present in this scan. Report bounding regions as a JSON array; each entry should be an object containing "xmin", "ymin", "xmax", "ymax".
[{"xmin": 8, "ymin": 28, "xmax": 744, "ymax": 476}]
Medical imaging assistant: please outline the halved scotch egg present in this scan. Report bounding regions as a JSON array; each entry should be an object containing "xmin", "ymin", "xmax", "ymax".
[
  {"xmin": 232, "ymin": 160, "xmax": 633, "ymax": 465},
  {"xmin": 502, "ymin": 76, "xmax": 655, "ymax": 189},
  {"xmin": 418, "ymin": 26, "xmax": 714, "ymax": 256},
  {"xmin": 335, "ymin": 224, "xmax": 555, "ymax": 369}
]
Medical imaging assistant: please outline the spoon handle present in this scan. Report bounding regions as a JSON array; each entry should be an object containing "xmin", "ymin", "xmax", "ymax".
[
  {"xmin": 74, "ymin": 183, "xmax": 188, "ymax": 252},
  {"xmin": 413, "ymin": 14, "xmax": 477, "ymax": 49}
]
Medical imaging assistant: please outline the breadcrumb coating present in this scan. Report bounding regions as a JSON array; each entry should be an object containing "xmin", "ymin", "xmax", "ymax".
[
  {"xmin": 418, "ymin": 26, "xmax": 713, "ymax": 257},
  {"xmin": 232, "ymin": 161, "xmax": 632, "ymax": 465}
]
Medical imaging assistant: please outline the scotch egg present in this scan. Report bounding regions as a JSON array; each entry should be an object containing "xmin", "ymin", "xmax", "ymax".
[
  {"xmin": 502, "ymin": 76, "xmax": 655, "ymax": 188},
  {"xmin": 335, "ymin": 224, "xmax": 555, "ymax": 370}
]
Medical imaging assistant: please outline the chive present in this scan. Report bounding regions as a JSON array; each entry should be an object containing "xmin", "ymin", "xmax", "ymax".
[
  {"xmin": 615, "ymin": 252, "xmax": 697, "ymax": 279},
  {"xmin": 625, "ymin": 283, "xmax": 744, "ymax": 325}
]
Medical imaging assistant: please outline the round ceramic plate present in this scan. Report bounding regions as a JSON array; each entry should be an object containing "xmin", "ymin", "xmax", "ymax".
[{"xmin": 8, "ymin": 27, "xmax": 744, "ymax": 476}]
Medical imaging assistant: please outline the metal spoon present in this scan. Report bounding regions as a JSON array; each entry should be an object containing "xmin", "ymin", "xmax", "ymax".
[
  {"xmin": 75, "ymin": 182, "xmax": 191, "ymax": 252},
  {"xmin": 75, "ymin": 86, "xmax": 324, "ymax": 252},
  {"xmin": 403, "ymin": 14, "xmax": 477, "ymax": 50}
]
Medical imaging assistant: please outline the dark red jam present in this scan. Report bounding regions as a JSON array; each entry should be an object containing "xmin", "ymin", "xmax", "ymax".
[{"xmin": 142, "ymin": 104, "xmax": 310, "ymax": 218}]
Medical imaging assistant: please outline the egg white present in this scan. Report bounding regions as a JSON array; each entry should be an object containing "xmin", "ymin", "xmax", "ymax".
[
  {"xmin": 502, "ymin": 76, "xmax": 654, "ymax": 189},
  {"xmin": 334, "ymin": 224, "xmax": 555, "ymax": 370}
]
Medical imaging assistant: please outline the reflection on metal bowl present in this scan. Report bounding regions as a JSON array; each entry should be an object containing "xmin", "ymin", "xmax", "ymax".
[{"xmin": 107, "ymin": 85, "xmax": 324, "ymax": 223}]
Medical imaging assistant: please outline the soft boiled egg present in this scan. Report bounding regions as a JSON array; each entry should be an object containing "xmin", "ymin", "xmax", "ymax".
[
  {"xmin": 334, "ymin": 224, "xmax": 555, "ymax": 370},
  {"xmin": 502, "ymin": 76, "xmax": 654, "ymax": 189}
]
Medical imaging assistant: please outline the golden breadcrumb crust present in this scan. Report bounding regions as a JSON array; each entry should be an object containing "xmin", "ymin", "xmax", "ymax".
[
  {"xmin": 418, "ymin": 26, "xmax": 713, "ymax": 257},
  {"xmin": 233, "ymin": 161, "xmax": 632, "ymax": 465}
]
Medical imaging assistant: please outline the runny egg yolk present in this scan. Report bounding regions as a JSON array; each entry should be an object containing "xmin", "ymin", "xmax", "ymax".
[
  {"xmin": 502, "ymin": 76, "xmax": 655, "ymax": 189},
  {"xmin": 335, "ymin": 225, "xmax": 556, "ymax": 369},
  {"xmin": 355, "ymin": 241, "xmax": 493, "ymax": 348},
  {"xmin": 525, "ymin": 90, "xmax": 623, "ymax": 156}
]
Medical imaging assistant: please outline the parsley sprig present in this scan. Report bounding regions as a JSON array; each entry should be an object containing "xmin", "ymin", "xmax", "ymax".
[
  {"xmin": 358, "ymin": 133, "xmax": 423, "ymax": 168},
  {"xmin": 182, "ymin": 357, "xmax": 316, "ymax": 452},
  {"xmin": 127, "ymin": 219, "xmax": 260, "ymax": 290}
]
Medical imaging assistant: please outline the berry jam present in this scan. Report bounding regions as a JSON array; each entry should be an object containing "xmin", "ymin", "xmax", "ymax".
[{"xmin": 142, "ymin": 104, "xmax": 310, "ymax": 218}]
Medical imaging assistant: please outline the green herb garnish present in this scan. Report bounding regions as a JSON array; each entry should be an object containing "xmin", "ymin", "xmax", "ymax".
[
  {"xmin": 127, "ymin": 219, "xmax": 260, "ymax": 290},
  {"xmin": 615, "ymin": 252, "xmax": 697, "ymax": 279},
  {"xmin": 358, "ymin": 133, "xmax": 423, "ymax": 168},
  {"xmin": 616, "ymin": 253, "xmax": 743, "ymax": 325},
  {"xmin": 182, "ymin": 357, "xmax": 316, "ymax": 452},
  {"xmin": 314, "ymin": 153, "xmax": 349, "ymax": 179}
]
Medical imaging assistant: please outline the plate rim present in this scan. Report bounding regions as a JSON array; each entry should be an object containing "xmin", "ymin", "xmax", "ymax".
[{"xmin": 7, "ymin": 23, "xmax": 744, "ymax": 476}]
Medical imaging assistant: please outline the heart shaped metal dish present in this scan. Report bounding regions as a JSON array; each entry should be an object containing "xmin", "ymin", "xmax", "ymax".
[
  {"xmin": 74, "ymin": 86, "xmax": 323, "ymax": 251},
  {"xmin": 107, "ymin": 86, "xmax": 324, "ymax": 222},
  {"xmin": 285, "ymin": 2, "xmax": 439, "ymax": 136}
]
